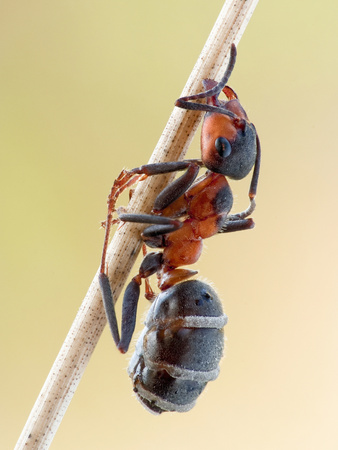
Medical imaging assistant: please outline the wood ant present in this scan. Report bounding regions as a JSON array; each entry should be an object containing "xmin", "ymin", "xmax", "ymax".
[{"xmin": 99, "ymin": 44, "xmax": 261, "ymax": 413}]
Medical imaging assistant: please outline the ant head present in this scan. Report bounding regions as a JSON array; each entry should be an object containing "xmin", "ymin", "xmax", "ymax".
[
  {"xmin": 200, "ymin": 68, "xmax": 257, "ymax": 180},
  {"xmin": 175, "ymin": 44, "xmax": 257, "ymax": 180},
  {"xmin": 201, "ymin": 105, "xmax": 257, "ymax": 180}
]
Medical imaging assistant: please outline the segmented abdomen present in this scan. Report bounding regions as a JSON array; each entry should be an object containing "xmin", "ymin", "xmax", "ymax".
[{"xmin": 128, "ymin": 280, "xmax": 227, "ymax": 414}]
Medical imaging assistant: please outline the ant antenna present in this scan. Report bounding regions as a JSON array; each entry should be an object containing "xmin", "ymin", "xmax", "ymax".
[
  {"xmin": 174, "ymin": 44, "xmax": 238, "ymax": 118},
  {"xmin": 175, "ymin": 44, "xmax": 237, "ymax": 106}
]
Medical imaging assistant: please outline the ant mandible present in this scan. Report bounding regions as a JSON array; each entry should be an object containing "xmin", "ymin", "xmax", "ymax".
[{"xmin": 99, "ymin": 44, "xmax": 261, "ymax": 413}]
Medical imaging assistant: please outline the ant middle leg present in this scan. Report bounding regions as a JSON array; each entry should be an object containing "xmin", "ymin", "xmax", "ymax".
[
  {"xmin": 218, "ymin": 217, "xmax": 254, "ymax": 234},
  {"xmin": 118, "ymin": 213, "xmax": 183, "ymax": 240}
]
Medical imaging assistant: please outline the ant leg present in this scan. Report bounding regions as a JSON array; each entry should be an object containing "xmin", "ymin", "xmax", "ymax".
[
  {"xmin": 119, "ymin": 252, "xmax": 163, "ymax": 352},
  {"xmin": 227, "ymin": 199, "xmax": 256, "ymax": 221},
  {"xmin": 144, "ymin": 280, "xmax": 156, "ymax": 301},
  {"xmin": 100, "ymin": 217, "xmax": 120, "ymax": 229},
  {"xmin": 118, "ymin": 277, "xmax": 141, "ymax": 353},
  {"xmin": 142, "ymin": 244, "xmax": 157, "ymax": 301},
  {"xmin": 100, "ymin": 169, "xmax": 146, "ymax": 275},
  {"xmin": 153, "ymin": 163, "xmax": 200, "ymax": 212},
  {"xmin": 99, "ymin": 271, "xmax": 142, "ymax": 353},
  {"xmin": 99, "ymin": 273, "xmax": 120, "ymax": 347},
  {"xmin": 218, "ymin": 218, "xmax": 254, "ymax": 234},
  {"xmin": 122, "ymin": 251, "xmax": 164, "ymax": 351},
  {"xmin": 119, "ymin": 213, "xmax": 183, "ymax": 238},
  {"xmin": 99, "ymin": 251, "xmax": 163, "ymax": 353},
  {"xmin": 130, "ymin": 160, "xmax": 203, "ymax": 211}
]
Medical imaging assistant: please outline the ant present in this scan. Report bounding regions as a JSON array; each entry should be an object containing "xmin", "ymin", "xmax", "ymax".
[{"xmin": 99, "ymin": 44, "xmax": 260, "ymax": 413}]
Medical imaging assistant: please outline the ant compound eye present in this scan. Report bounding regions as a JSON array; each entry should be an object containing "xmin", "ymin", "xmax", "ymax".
[{"xmin": 215, "ymin": 137, "xmax": 231, "ymax": 158}]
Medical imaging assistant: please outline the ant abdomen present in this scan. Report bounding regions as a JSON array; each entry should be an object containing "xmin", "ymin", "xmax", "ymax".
[{"xmin": 128, "ymin": 280, "xmax": 227, "ymax": 414}]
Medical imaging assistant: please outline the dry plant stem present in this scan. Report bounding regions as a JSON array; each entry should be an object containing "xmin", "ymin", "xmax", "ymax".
[{"xmin": 15, "ymin": 1, "xmax": 259, "ymax": 448}]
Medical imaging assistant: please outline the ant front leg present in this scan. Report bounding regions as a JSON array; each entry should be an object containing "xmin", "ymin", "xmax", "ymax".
[
  {"xmin": 100, "ymin": 168, "xmax": 147, "ymax": 275},
  {"xmin": 218, "ymin": 217, "xmax": 255, "ymax": 234},
  {"xmin": 226, "ymin": 199, "xmax": 256, "ymax": 222},
  {"xmin": 118, "ymin": 213, "xmax": 183, "ymax": 238}
]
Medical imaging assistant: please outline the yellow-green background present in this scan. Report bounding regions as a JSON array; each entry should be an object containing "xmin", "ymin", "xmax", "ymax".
[{"xmin": 2, "ymin": 1, "xmax": 338, "ymax": 448}]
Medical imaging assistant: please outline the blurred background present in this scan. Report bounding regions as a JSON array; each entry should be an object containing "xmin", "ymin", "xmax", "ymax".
[{"xmin": 1, "ymin": 0, "xmax": 338, "ymax": 448}]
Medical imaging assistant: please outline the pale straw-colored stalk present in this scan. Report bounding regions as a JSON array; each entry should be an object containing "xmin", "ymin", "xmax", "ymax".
[{"xmin": 15, "ymin": 1, "xmax": 259, "ymax": 448}]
